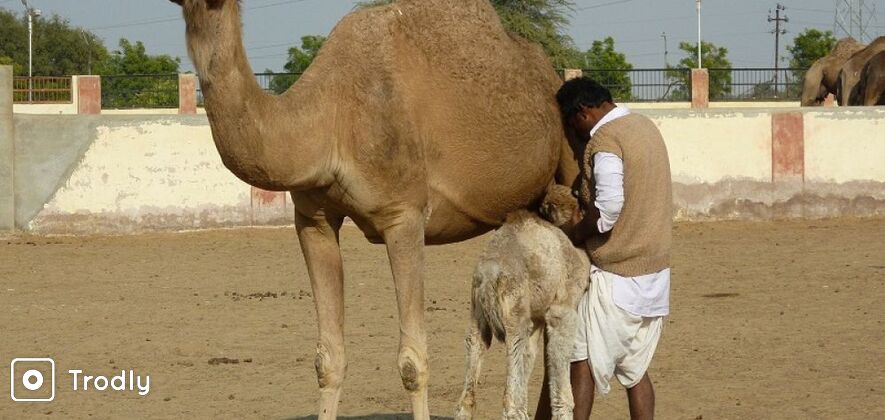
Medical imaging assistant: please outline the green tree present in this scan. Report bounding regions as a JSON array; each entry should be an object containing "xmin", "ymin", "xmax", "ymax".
[
  {"xmin": 355, "ymin": 0, "xmax": 582, "ymax": 68},
  {"xmin": 582, "ymin": 37, "xmax": 633, "ymax": 100},
  {"xmin": 786, "ymin": 28, "xmax": 836, "ymax": 98},
  {"xmin": 99, "ymin": 39, "xmax": 181, "ymax": 108},
  {"xmin": 787, "ymin": 28, "xmax": 837, "ymax": 69},
  {"xmin": 0, "ymin": 56, "xmax": 23, "ymax": 75},
  {"xmin": 666, "ymin": 41, "xmax": 733, "ymax": 100},
  {"xmin": 0, "ymin": 8, "xmax": 108, "ymax": 76},
  {"xmin": 354, "ymin": 0, "xmax": 393, "ymax": 7},
  {"xmin": 0, "ymin": 9, "xmax": 28, "ymax": 75},
  {"xmin": 268, "ymin": 35, "xmax": 327, "ymax": 94},
  {"xmin": 492, "ymin": 0, "xmax": 581, "ymax": 68}
]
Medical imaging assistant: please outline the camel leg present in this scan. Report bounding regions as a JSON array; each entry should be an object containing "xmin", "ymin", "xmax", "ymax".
[
  {"xmin": 524, "ymin": 326, "xmax": 543, "ymax": 383},
  {"xmin": 382, "ymin": 213, "xmax": 430, "ymax": 420},
  {"xmin": 295, "ymin": 208, "xmax": 346, "ymax": 420},
  {"xmin": 544, "ymin": 305, "xmax": 577, "ymax": 420},
  {"xmin": 454, "ymin": 316, "xmax": 488, "ymax": 420},
  {"xmin": 503, "ymin": 319, "xmax": 532, "ymax": 420}
]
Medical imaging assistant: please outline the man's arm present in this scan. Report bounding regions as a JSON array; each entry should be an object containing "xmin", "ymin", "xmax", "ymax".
[
  {"xmin": 593, "ymin": 152, "xmax": 624, "ymax": 233},
  {"xmin": 567, "ymin": 152, "xmax": 624, "ymax": 245}
]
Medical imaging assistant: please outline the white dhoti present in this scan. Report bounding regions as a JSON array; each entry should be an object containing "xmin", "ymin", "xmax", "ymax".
[{"xmin": 570, "ymin": 267, "xmax": 664, "ymax": 395}]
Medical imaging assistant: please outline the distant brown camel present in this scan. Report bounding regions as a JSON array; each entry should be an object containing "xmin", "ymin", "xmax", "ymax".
[
  {"xmin": 168, "ymin": 0, "xmax": 578, "ymax": 418},
  {"xmin": 836, "ymin": 36, "xmax": 885, "ymax": 105},
  {"xmin": 800, "ymin": 37, "xmax": 865, "ymax": 106},
  {"xmin": 839, "ymin": 37, "xmax": 885, "ymax": 105},
  {"xmin": 851, "ymin": 51, "xmax": 885, "ymax": 106}
]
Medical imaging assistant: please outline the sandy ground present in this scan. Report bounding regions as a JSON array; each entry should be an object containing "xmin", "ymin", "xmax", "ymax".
[{"xmin": 1, "ymin": 218, "xmax": 884, "ymax": 419}]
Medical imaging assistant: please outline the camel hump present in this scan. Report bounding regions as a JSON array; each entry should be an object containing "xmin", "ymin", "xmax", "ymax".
[
  {"xmin": 327, "ymin": 0, "xmax": 553, "ymax": 84},
  {"xmin": 831, "ymin": 38, "xmax": 867, "ymax": 61}
]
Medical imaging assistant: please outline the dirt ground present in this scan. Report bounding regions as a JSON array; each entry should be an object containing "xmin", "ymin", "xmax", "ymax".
[{"xmin": 1, "ymin": 218, "xmax": 884, "ymax": 419}]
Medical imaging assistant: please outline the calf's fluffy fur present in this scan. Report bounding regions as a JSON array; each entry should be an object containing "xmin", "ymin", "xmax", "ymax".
[{"xmin": 455, "ymin": 185, "xmax": 590, "ymax": 420}]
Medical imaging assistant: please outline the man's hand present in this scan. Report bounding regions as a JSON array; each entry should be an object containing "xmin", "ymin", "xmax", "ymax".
[
  {"xmin": 567, "ymin": 214, "xmax": 593, "ymax": 246},
  {"xmin": 567, "ymin": 205, "xmax": 603, "ymax": 246}
]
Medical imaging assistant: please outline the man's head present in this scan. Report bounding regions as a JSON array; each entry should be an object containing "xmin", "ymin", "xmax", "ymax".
[{"xmin": 556, "ymin": 77, "xmax": 615, "ymax": 141}]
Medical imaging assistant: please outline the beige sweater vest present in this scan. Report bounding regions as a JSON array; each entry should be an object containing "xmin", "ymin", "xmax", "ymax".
[{"xmin": 579, "ymin": 113, "xmax": 672, "ymax": 277}]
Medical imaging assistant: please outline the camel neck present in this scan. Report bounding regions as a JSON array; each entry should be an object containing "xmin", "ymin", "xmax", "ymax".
[
  {"xmin": 182, "ymin": 2, "xmax": 332, "ymax": 191},
  {"xmin": 185, "ymin": 2, "xmax": 262, "ymax": 113}
]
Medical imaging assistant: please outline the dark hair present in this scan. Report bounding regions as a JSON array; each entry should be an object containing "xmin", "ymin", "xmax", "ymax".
[{"xmin": 555, "ymin": 77, "xmax": 613, "ymax": 119}]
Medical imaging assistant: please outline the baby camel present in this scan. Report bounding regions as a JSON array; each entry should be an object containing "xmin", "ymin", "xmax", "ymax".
[{"xmin": 455, "ymin": 185, "xmax": 590, "ymax": 419}]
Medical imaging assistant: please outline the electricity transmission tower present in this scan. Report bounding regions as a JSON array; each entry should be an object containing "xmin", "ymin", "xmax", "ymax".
[{"xmin": 834, "ymin": 0, "xmax": 878, "ymax": 43}]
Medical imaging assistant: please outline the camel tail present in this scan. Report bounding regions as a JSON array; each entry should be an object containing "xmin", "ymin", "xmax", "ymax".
[{"xmin": 472, "ymin": 260, "xmax": 507, "ymax": 345}]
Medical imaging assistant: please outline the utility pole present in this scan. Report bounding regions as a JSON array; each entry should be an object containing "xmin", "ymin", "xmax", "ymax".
[
  {"xmin": 20, "ymin": 0, "xmax": 41, "ymax": 103},
  {"xmin": 661, "ymin": 32, "xmax": 669, "ymax": 68},
  {"xmin": 768, "ymin": 3, "xmax": 788, "ymax": 97},
  {"xmin": 81, "ymin": 33, "xmax": 92, "ymax": 75},
  {"xmin": 696, "ymin": 0, "xmax": 702, "ymax": 68}
]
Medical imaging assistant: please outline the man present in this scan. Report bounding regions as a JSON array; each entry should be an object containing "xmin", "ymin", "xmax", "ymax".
[{"xmin": 539, "ymin": 77, "xmax": 672, "ymax": 420}]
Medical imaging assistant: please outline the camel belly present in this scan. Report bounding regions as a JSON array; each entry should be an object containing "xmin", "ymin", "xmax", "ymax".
[
  {"xmin": 421, "ymin": 178, "xmax": 548, "ymax": 244},
  {"xmin": 351, "ymin": 187, "xmax": 543, "ymax": 246},
  {"xmin": 422, "ymin": 196, "xmax": 496, "ymax": 244}
]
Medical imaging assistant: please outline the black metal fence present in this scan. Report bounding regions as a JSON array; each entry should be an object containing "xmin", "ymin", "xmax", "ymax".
[
  {"xmin": 96, "ymin": 68, "xmax": 811, "ymax": 109},
  {"xmin": 101, "ymin": 74, "xmax": 179, "ymax": 109},
  {"xmin": 709, "ymin": 68, "xmax": 807, "ymax": 101},
  {"xmin": 13, "ymin": 76, "xmax": 73, "ymax": 103},
  {"xmin": 255, "ymin": 72, "xmax": 303, "ymax": 94},
  {"xmin": 194, "ymin": 72, "xmax": 304, "ymax": 105},
  {"xmin": 572, "ymin": 68, "xmax": 691, "ymax": 102},
  {"xmin": 562, "ymin": 68, "xmax": 808, "ymax": 102}
]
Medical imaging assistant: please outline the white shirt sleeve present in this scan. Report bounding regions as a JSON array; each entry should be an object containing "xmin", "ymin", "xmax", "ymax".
[{"xmin": 592, "ymin": 152, "xmax": 624, "ymax": 233}]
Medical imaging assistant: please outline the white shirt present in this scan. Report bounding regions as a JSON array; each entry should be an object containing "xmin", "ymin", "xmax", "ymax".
[{"xmin": 588, "ymin": 105, "xmax": 670, "ymax": 317}]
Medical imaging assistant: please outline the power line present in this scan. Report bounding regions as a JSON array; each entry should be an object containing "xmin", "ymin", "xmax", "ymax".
[
  {"xmin": 87, "ymin": 0, "xmax": 313, "ymax": 32},
  {"xmin": 576, "ymin": 0, "xmax": 633, "ymax": 11},
  {"xmin": 791, "ymin": 19, "xmax": 831, "ymax": 27},
  {"xmin": 90, "ymin": 16, "xmax": 181, "ymax": 32},
  {"xmin": 578, "ymin": 11, "xmax": 758, "ymax": 27},
  {"xmin": 790, "ymin": 7, "xmax": 832, "ymax": 14},
  {"xmin": 246, "ymin": 0, "xmax": 310, "ymax": 11}
]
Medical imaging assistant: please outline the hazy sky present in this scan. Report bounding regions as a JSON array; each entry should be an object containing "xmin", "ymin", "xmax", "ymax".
[{"xmin": 1, "ymin": 0, "xmax": 882, "ymax": 73}]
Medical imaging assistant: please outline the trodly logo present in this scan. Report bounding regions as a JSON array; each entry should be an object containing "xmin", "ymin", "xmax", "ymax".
[
  {"xmin": 10, "ymin": 358, "xmax": 151, "ymax": 402},
  {"xmin": 10, "ymin": 358, "xmax": 56, "ymax": 402},
  {"xmin": 68, "ymin": 369, "xmax": 150, "ymax": 396}
]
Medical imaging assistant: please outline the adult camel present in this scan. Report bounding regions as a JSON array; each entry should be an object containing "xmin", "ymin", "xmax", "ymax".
[
  {"xmin": 800, "ymin": 37, "xmax": 865, "ymax": 106},
  {"xmin": 836, "ymin": 36, "xmax": 885, "ymax": 105},
  {"xmin": 168, "ymin": 0, "xmax": 579, "ymax": 418},
  {"xmin": 851, "ymin": 51, "xmax": 885, "ymax": 106}
]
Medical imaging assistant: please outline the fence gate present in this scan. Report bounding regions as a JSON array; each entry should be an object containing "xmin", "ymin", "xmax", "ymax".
[{"xmin": 12, "ymin": 77, "xmax": 73, "ymax": 104}]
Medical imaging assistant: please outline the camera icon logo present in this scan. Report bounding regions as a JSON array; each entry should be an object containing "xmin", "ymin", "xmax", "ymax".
[{"xmin": 10, "ymin": 358, "xmax": 55, "ymax": 402}]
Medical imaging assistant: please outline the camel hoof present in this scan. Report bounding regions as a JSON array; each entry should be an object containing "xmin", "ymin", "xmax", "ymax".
[
  {"xmin": 502, "ymin": 410, "xmax": 529, "ymax": 420},
  {"xmin": 453, "ymin": 406, "xmax": 472, "ymax": 420}
]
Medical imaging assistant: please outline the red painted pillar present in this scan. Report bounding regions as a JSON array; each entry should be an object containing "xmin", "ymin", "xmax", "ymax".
[
  {"xmin": 771, "ymin": 112, "xmax": 805, "ymax": 184},
  {"xmin": 250, "ymin": 187, "xmax": 288, "ymax": 225},
  {"xmin": 691, "ymin": 69, "xmax": 709, "ymax": 109},
  {"xmin": 178, "ymin": 73, "xmax": 197, "ymax": 115},
  {"xmin": 76, "ymin": 75, "xmax": 101, "ymax": 115}
]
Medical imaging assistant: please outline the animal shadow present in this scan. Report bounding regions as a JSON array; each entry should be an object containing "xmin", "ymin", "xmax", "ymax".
[{"xmin": 286, "ymin": 415, "xmax": 453, "ymax": 420}]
